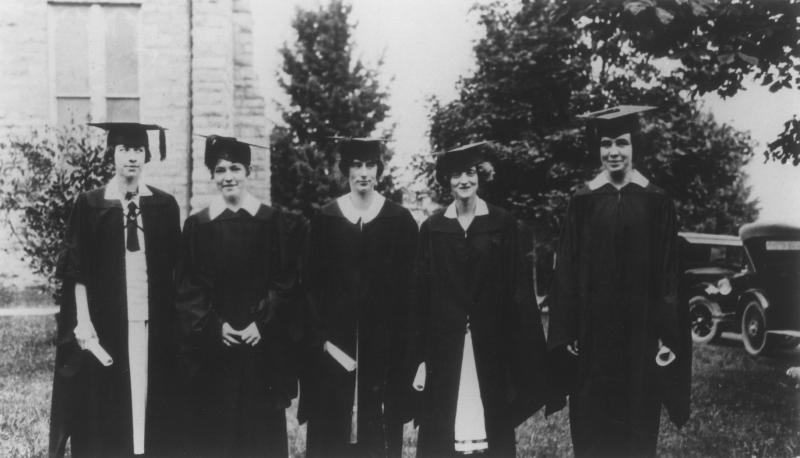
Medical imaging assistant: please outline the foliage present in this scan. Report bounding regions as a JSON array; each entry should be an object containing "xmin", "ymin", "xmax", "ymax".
[
  {"xmin": 417, "ymin": 0, "xmax": 757, "ymax": 257},
  {"xmin": 642, "ymin": 83, "xmax": 758, "ymax": 234},
  {"xmin": 271, "ymin": 0, "xmax": 394, "ymax": 217},
  {"xmin": 0, "ymin": 124, "xmax": 112, "ymax": 297},
  {"xmin": 553, "ymin": 0, "xmax": 800, "ymax": 164}
]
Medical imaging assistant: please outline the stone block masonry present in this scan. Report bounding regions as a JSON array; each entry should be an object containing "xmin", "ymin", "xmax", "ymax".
[{"xmin": 0, "ymin": 0, "xmax": 272, "ymax": 285}]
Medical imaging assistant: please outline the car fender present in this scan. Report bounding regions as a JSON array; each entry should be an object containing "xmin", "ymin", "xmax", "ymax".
[
  {"xmin": 739, "ymin": 289, "xmax": 769, "ymax": 311},
  {"xmin": 688, "ymin": 290, "xmax": 722, "ymax": 311}
]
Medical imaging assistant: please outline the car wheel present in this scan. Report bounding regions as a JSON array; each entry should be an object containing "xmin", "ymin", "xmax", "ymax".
[
  {"xmin": 689, "ymin": 296, "xmax": 720, "ymax": 344},
  {"xmin": 741, "ymin": 299, "xmax": 767, "ymax": 356}
]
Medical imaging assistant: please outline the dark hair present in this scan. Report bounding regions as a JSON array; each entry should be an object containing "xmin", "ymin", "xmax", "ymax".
[
  {"xmin": 104, "ymin": 144, "xmax": 152, "ymax": 164},
  {"xmin": 339, "ymin": 157, "xmax": 384, "ymax": 179},
  {"xmin": 438, "ymin": 160, "xmax": 495, "ymax": 187}
]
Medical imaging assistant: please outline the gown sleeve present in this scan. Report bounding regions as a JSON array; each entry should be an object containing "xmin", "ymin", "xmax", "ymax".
[
  {"xmin": 175, "ymin": 216, "xmax": 224, "ymax": 358},
  {"xmin": 407, "ymin": 219, "xmax": 432, "ymax": 370},
  {"xmin": 392, "ymin": 210, "xmax": 419, "ymax": 358},
  {"xmin": 389, "ymin": 210, "xmax": 420, "ymax": 422},
  {"xmin": 162, "ymin": 196, "xmax": 182, "ymax": 354},
  {"xmin": 404, "ymin": 218, "xmax": 432, "ymax": 425},
  {"xmin": 58, "ymin": 193, "xmax": 88, "ymax": 284},
  {"xmin": 545, "ymin": 196, "xmax": 582, "ymax": 412},
  {"xmin": 49, "ymin": 193, "xmax": 91, "ymax": 457},
  {"xmin": 54, "ymin": 193, "xmax": 91, "ymax": 350},
  {"xmin": 302, "ymin": 212, "xmax": 329, "ymax": 352},
  {"xmin": 166, "ymin": 196, "xmax": 182, "ymax": 279},
  {"xmin": 547, "ymin": 196, "xmax": 581, "ymax": 350},
  {"xmin": 656, "ymin": 196, "xmax": 691, "ymax": 426},
  {"xmin": 256, "ymin": 209, "xmax": 305, "ymax": 340},
  {"xmin": 502, "ymin": 217, "xmax": 547, "ymax": 426},
  {"xmin": 656, "ymin": 197, "xmax": 680, "ymax": 352}
]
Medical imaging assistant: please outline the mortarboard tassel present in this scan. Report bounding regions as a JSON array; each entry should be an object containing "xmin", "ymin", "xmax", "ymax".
[{"xmin": 158, "ymin": 128, "xmax": 166, "ymax": 161}]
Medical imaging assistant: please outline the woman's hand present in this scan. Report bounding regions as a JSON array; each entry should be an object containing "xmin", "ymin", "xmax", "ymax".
[
  {"xmin": 239, "ymin": 322, "xmax": 262, "ymax": 347},
  {"xmin": 566, "ymin": 340, "xmax": 579, "ymax": 356},
  {"xmin": 73, "ymin": 282, "xmax": 96, "ymax": 349},
  {"xmin": 73, "ymin": 320, "xmax": 98, "ymax": 350},
  {"xmin": 656, "ymin": 339, "xmax": 676, "ymax": 366},
  {"xmin": 221, "ymin": 322, "xmax": 241, "ymax": 347}
]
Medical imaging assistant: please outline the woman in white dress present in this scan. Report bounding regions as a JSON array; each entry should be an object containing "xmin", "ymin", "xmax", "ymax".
[{"xmin": 409, "ymin": 142, "xmax": 548, "ymax": 457}]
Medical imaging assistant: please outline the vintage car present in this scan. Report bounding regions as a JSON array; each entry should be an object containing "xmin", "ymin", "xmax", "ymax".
[
  {"xmin": 679, "ymin": 232, "xmax": 745, "ymax": 344},
  {"xmin": 687, "ymin": 223, "xmax": 800, "ymax": 356}
]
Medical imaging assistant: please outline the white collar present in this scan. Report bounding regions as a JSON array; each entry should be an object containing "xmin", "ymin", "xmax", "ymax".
[
  {"xmin": 336, "ymin": 192, "xmax": 386, "ymax": 225},
  {"xmin": 444, "ymin": 197, "xmax": 489, "ymax": 219},
  {"xmin": 208, "ymin": 192, "xmax": 262, "ymax": 220},
  {"xmin": 104, "ymin": 175, "xmax": 153, "ymax": 201},
  {"xmin": 587, "ymin": 169, "xmax": 650, "ymax": 191}
]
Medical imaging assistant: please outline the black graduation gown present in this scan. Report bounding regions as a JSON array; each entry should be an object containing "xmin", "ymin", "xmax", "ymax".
[
  {"xmin": 409, "ymin": 203, "xmax": 548, "ymax": 458},
  {"xmin": 299, "ymin": 199, "xmax": 418, "ymax": 458},
  {"xmin": 547, "ymin": 179, "xmax": 690, "ymax": 458},
  {"xmin": 176, "ymin": 203, "xmax": 297, "ymax": 457},
  {"xmin": 48, "ymin": 186, "xmax": 181, "ymax": 458}
]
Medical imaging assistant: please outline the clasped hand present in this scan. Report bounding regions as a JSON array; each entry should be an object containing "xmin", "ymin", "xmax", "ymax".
[
  {"xmin": 566, "ymin": 340, "xmax": 579, "ymax": 356},
  {"xmin": 221, "ymin": 322, "xmax": 261, "ymax": 347}
]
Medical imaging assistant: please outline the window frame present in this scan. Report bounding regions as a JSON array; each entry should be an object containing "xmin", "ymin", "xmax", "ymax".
[{"xmin": 48, "ymin": 1, "xmax": 143, "ymax": 124}]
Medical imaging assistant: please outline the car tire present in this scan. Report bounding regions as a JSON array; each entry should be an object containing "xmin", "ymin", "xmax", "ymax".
[
  {"xmin": 741, "ymin": 299, "xmax": 767, "ymax": 356},
  {"xmin": 689, "ymin": 295, "xmax": 720, "ymax": 344}
]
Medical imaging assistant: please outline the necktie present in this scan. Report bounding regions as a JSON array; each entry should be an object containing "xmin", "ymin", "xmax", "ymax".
[{"xmin": 126, "ymin": 201, "xmax": 140, "ymax": 252}]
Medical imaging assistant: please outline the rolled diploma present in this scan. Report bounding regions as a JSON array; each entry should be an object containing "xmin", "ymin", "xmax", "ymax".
[
  {"xmin": 85, "ymin": 339, "xmax": 113, "ymax": 366},
  {"xmin": 324, "ymin": 341, "xmax": 357, "ymax": 372},
  {"xmin": 413, "ymin": 362, "xmax": 426, "ymax": 391}
]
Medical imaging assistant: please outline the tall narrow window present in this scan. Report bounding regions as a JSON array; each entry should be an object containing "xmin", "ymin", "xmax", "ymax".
[
  {"xmin": 105, "ymin": 5, "xmax": 139, "ymax": 122},
  {"xmin": 50, "ymin": 2, "xmax": 140, "ymax": 124},
  {"xmin": 52, "ymin": 5, "xmax": 91, "ymax": 124}
]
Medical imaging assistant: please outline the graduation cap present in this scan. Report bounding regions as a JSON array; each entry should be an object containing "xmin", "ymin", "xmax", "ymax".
[
  {"xmin": 577, "ymin": 105, "xmax": 656, "ymax": 138},
  {"xmin": 89, "ymin": 122, "xmax": 166, "ymax": 162},
  {"xmin": 330, "ymin": 136, "xmax": 385, "ymax": 162},
  {"xmin": 329, "ymin": 136, "xmax": 387, "ymax": 175},
  {"xmin": 434, "ymin": 141, "xmax": 492, "ymax": 187},
  {"xmin": 202, "ymin": 134, "xmax": 254, "ymax": 171}
]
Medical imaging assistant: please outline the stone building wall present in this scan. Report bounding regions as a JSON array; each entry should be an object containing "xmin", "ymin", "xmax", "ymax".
[
  {"xmin": 139, "ymin": 0, "xmax": 192, "ymax": 213},
  {"xmin": 0, "ymin": 1, "xmax": 49, "ymax": 129},
  {"xmin": 0, "ymin": 0, "xmax": 269, "ymax": 216},
  {"xmin": 190, "ymin": 0, "xmax": 270, "ymax": 212},
  {"xmin": 0, "ymin": 0, "xmax": 270, "ymax": 285},
  {"xmin": 233, "ymin": 0, "xmax": 270, "ymax": 204}
]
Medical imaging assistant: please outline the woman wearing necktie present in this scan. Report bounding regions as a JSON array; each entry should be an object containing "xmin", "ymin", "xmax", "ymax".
[
  {"xmin": 49, "ymin": 122, "xmax": 181, "ymax": 457},
  {"xmin": 408, "ymin": 142, "xmax": 548, "ymax": 457}
]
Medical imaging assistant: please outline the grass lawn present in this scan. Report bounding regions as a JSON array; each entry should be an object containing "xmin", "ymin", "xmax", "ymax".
[{"xmin": 1, "ymin": 315, "xmax": 798, "ymax": 457}]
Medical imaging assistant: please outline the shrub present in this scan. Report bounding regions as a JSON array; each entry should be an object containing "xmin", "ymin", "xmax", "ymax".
[{"xmin": 0, "ymin": 123, "xmax": 112, "ymax": 298}]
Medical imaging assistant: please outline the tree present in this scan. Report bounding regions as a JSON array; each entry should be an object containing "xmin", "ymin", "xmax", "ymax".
[
  {"xmin": 417, "ymin": 0, "xmax": 757, "ymax": 256},
  {"xmin": 271, "ymin": 0, "xmax": 393, "ymax": 217},
  {"xmin": 0, "ymin": 124, "xmax": 112, "ymax": 296},
  {"xmin": 552, "ymin": 0, "xmax": 800, "ymax": 164}
]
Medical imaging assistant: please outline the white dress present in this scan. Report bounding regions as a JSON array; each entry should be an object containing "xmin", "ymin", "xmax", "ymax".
[
  {"xmin": 107, "ymin": 179, "xmax": 151, "ymax": 455},
  {"xmin": 454, "ymin": 325, "xmax": 488, "ymax": 454}
]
